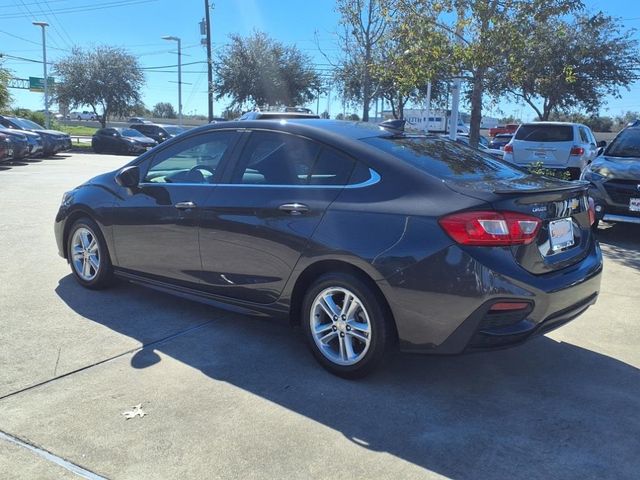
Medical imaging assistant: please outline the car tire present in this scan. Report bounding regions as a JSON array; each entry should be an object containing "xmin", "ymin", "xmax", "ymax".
[
  {"xmin": 301, "ymin": 272, "xmax": 392, "ymax": 378},
  {"xmin": 67, "ymin": 217, "xmax": 114, "ymax": 290}
]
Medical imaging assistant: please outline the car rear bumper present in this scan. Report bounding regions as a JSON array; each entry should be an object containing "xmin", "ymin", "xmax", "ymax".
[{"xmin": 380, "ymin": 241, "xmax": 603, "ymax": 355}]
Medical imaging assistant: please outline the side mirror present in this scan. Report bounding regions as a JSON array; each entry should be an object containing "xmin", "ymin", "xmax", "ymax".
[
  {"xmin": 597, "ymin": 140, "xmax": 607, "ymax": 148},
  {"xmin": 115, "ymin": 165, "xmax": 140, "ymax": 188}
]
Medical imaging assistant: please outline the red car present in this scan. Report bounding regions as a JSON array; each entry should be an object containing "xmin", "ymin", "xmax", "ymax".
[{"xmin": 489, "ymin": 123, "xmax": 519, "ymax": 137}]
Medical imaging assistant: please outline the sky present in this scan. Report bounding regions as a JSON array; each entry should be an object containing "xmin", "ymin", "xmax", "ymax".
[{"xmin": 1, "ymin": 0, "xmax": 639, "ymax": 122}]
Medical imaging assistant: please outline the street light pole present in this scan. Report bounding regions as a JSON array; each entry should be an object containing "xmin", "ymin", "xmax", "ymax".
[
  {"xmin": 162, "ymin": 35, "xmax": 182, "ymax": 126},
  {"xmin": 33, "ymin": 21, "xmax": 50, "ymax": 129}
]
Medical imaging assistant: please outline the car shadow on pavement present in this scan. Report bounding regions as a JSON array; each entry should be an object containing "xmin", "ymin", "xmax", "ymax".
[
  {"xmin": 55, "ymin": 274, "xmax": 640, "ymax": 479},
  {"xmin": 596, "ymin": 222, "xmax": 640, "ymax": 271}
]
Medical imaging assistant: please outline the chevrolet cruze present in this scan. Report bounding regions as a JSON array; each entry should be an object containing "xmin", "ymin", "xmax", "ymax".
[{"xmin": 55, "ymin": 120, "xmax": 603, "ymax": 377}]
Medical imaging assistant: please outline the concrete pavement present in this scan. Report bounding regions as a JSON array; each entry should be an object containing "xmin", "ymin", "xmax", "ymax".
[{"xmin": 0, "ymin": 153, "xmax": 638, "ymax": 479}]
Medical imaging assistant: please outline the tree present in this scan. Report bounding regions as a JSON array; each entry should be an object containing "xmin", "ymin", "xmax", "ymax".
[
  {"xmin": 399, "ymin": 0, "xmax": 581, "ymax": 147},
  {"xmin": 0, "ymin": 62, "xmax": 11, "ymax": 111},
  {"xmin": 335, "ymin": 0, "xmax": 394, "ymax": 121},
  {"xmin": 548, "ymin": 112, "xmax": 614, "ymax": 132},
  {"xmin": 54, "ymin": 46, "xmax": 144, "ymax": 127},
  {"xmin": 370, "ymin": 3, "xmax": 452, "ymax": 120},
  {"xmin": 214, "ymin": 31, "xmax": 321, "ymax": 109},
  {"xmin": 490, "ymin": 13, "xmax": 639, "ymax": 121},
  {"xmin": 130, "ymin": 101, "xmax": 150, "ymax": 117},
  {"xmin": 152, "ymin": 102, "xmax": 176, "ymax": 119}
]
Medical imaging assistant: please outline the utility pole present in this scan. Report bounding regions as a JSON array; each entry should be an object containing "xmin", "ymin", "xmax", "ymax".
[
  {"xmin": 424, "ymin": 81, "xmax": 431, "ymax": 133},
  {"xmin": 162, "ymin": 36, "xmax": 182, "ymax": 126},
  {"xmin": 449, "ymin": 10, "xmax": 464, "ymax": 141},
  {"xmin": 33, "ymin": 21, "xmax": 49, "ymax": 128},
  {"xmin": 204, "ymin": 0, "xmax": 214, "ymax": 121}
]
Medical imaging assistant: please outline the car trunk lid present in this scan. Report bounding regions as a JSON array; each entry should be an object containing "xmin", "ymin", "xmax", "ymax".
[{"xmin": 445, "ymin": 176, "xmax": 592, "ymax": 274}]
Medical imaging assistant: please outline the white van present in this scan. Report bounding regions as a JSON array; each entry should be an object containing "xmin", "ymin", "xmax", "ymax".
[{"xmin": 503, "ymin": 122, "xmax": 600, "ymax": 179}]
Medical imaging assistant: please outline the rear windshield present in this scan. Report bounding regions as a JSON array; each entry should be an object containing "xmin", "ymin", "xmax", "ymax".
[
  {"xmin": 362, "ymin": 136, "xmax": 525, "ymax": 181},
  {"xmin": 515, "ymin": 124, "xmax": 573, "ymax": 142},
  {"xmin": 605, "ymin": 128, "xmax": 640, "ymax": 158}
]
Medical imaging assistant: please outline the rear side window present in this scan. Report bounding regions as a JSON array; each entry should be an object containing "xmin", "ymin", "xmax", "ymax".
[
  {"xmin": 362, "ymin": 136, "xmax": 524, "ymax": 181},
  {"xmin": 309, "ymin": 148, "xmax": 355, "ymax": 185},
  {"xmin": 515, "ymin": 124, "xmax": 573, "ymax": 142},
  {"xmin": 233, "ymin": 131, "xmax": 320, "ymax": 185},
  {"xmin": 578, "ymin": 127, "xmax": 590, "ymax": 144}
]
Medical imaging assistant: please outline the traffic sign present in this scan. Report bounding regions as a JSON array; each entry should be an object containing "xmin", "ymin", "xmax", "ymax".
[{"xmin": 29, "ymin": 76, "xmax": 54, "ymax": 92}]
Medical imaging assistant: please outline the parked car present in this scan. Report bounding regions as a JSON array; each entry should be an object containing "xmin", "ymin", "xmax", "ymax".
[
  {"xmin": 489, "ymin": 123, "xmax": 519, "ymax": 137},
  {"xmin": 72, "ymin": 111, "xmax": 97, "ymax": 120},
  {"xmin": 489, "ymin": 133, "xmax": 513, "ymax": 150},
  {"xmin": 0, "ymin": 127, "xmax": 30, "ymax": 160},
  {"xmin": 92, "ymin": 127, "xmax": 157, "ymax": 154},
  {"xmin": 0, "ymin": 132, "xmax": 11, "ymax": 162},
  {"xmin": 447, "ymin": 133, "xmax": 502, "ymax": 159},
  {"xmin": 128, "ymin": 117, "xmax": 152, "ymax": 124},
  {"xmin": 0, "ymin": 116, "xmax": 70, "ymax": 156},
  {"xmin": 55, "ymin": 119, "xmax": 602, "ymax": 377},
  {"xmin": 239, "ymin": 111, "xmax": 320, "ymax": 120},
  {"xmin": 503, "ymin": 122, "xmax": 602, "ymax": 179},
  {"xmin": 128, "ymin": 123, "xmax": 186, "ymax": 143},
  {"xmin": 581, "ymin": 125, "xmax": 640, "ymax": 228},
  {"xmin": 0, "ymin": 125, "xmax": 42, "ymax": 158}
]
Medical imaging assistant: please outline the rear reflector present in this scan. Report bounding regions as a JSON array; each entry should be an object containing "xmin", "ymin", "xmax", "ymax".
[
  {"xmin": 439, "ymin": 210, "xmax": 542, "ymax": 246},
  {"xmin": 489, "ymin": 302, "xmax": 531, "ymax": 312},
  {"xmin": 570, "ymin": 146, "xmax": 585, "ymax": 155},
  {"xmin": 503, "ymin": 144, "xmax": 513, "ymax": 153}
]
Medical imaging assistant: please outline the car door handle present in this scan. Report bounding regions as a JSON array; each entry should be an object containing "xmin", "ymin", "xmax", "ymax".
[
  {"xmin": 174, "ymin": 201, "xmax": 197, "ymax": 210},
  {"xmin": 278, "ymin": 203, "xmax": 309, "ymax": 215}
]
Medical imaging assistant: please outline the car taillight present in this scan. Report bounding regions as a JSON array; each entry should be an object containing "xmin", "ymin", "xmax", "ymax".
[
  {"xmin": 503, "ymin": 144, "xmax": 513, "ymax": 153},
  {"xmin": 439, "ymin": 211, "xmax": 542, "ymax": 246},
  {"xmin": 588, "ymin": 197, "xmax": 596, "ymax": 225},
  {"xmin": 570, "ymin": 146, "xmax": 585, "ymax": 155}
]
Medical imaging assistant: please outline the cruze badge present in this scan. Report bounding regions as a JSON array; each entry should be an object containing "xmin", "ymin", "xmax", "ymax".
[{"xmin": 532, "ymin": 206, "xmax": 547, "ymax": 213}]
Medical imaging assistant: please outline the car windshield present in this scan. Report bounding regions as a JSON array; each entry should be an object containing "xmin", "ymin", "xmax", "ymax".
[
  {"xmin": 515, "ymin": 124, "xmax": 573, "ymax": 142},
  {"xmin": 121, "ymin": 128, "xmax": 145, "ymax": 137},
  {"xmin": 362, "ymin": 136, "xmax": 526, "ymax": 181},
  {"xmin": 163, "ymin": 126, "xmax": 185, "ymax": 135},
  {"xmin": 605, "ymin": 129, "xmax": 640, "ymax": 159},
  {"xmin": 15, "ymin": 118, "xmax": 45, "ymax": 130}
]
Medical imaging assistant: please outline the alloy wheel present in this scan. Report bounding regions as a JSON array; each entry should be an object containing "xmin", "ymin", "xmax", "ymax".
[
  {"xmin": 71, "ymin": 227, "xmax": 100, "ymax": 281},
  {"xmin": 310, "ymin": 287, "xmax": 372, "ymax": 366}
]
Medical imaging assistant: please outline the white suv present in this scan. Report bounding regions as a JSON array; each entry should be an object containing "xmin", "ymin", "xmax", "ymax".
[{"xmin": 503, "ymin": 122, "xmax": 600, "ymax": 179}]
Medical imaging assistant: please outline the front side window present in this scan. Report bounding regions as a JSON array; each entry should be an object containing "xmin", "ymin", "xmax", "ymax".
[{"xmin": 144, "ymin": 131, "xmax": 237, "ymax": 184}]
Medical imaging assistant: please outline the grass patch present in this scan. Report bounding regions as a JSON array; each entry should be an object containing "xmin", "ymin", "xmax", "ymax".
[{"xmin": 56, "ymin": 125, "xmax": 98, "ymax": 136}]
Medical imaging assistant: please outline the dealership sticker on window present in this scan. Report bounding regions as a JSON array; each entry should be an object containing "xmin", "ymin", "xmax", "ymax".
[{"xmin": 630, "ymin": 198, "xmax": 640, "ymax": 212}]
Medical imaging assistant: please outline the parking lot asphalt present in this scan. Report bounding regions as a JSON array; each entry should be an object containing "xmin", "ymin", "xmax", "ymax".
[{"xmin": 1, "ymin": 153, "xmax": 639, "ymax": 479}]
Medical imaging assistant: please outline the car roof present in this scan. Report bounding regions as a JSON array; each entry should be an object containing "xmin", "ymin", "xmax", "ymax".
[
  {"xmin": 213, "ymin": 119, "xmax": 396, "ymax": 140},
  {"xmin": 520, "ymin": 121, "xmax": 580, "ymax": 127}
]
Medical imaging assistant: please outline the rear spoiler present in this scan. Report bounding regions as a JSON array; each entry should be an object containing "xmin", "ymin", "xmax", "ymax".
[{"xmin": 493, "ymin": 180, "xmax": 589, "ymax": 195}]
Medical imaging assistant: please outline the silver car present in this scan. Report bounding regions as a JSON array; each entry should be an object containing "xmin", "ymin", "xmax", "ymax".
[{"xmin": 503, "ymin": 122, "xmax": 603, "ymax": 179}]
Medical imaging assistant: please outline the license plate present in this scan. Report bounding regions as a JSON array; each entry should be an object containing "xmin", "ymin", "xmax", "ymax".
[
  {"xmin": 534, "ymin": 150, "xmax": 547, "ymax": 158},
  {"xmin": 630, "ymin": 198, "xmax": 640, "ymax": 212},
  {"xmin": 549, "ymin": 218, "xmax": 574, "ymax": 251}
]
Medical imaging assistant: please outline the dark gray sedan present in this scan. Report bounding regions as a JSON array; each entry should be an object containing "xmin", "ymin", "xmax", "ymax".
[{"xmin": 55, "ymin": 120, "xmax": 602, "ymax": 377}]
